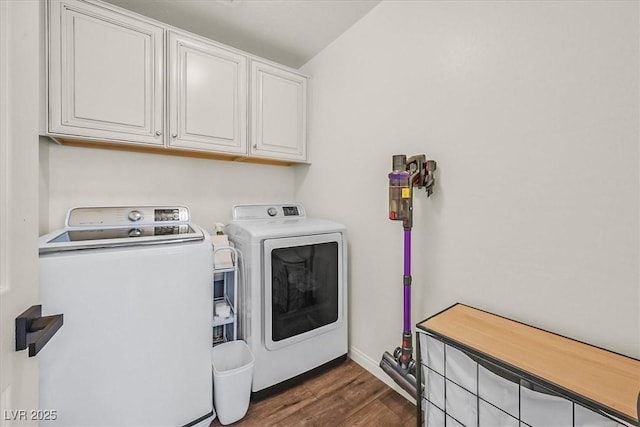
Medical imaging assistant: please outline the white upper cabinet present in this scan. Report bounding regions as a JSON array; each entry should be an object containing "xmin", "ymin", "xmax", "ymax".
[
  {"xmin": 47, "ymin": 0, "xmax": 164, "ymax": 145},
  {"xmin": 46, "ymin": 0, "xmax": 308, "ymax": 164},
  {"xmin": 250, "ymin": 60, "xmax": 307, "ymax": 162},
  {"xmin": 168, "ymin": 31, "xmax": 247, "ymax": 155}
]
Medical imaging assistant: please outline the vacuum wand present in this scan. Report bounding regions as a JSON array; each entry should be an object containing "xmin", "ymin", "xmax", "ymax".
[{"xmin": 380, "ymin": 154, "xmax": 436, "ymax": 398}]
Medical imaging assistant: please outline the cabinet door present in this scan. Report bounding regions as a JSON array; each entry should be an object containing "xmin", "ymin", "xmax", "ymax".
[
  {"xmin": 250, "ymin": 60, "xmax": 307, "ymax": 162},
  {"xmin": 47, "ymin": 0, "xmax": 164, "ymax": 145},
  {"xmin": 168, "ymin": 31, "xmax": 247, "ymax": 155}
]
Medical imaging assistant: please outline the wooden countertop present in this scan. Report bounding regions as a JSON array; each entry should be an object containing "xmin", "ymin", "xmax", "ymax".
[{"xmin": 418, "ymin": 303, "xmax": 640, "ymax": 425}]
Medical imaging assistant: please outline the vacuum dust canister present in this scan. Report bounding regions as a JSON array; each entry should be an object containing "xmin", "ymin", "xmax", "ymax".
[{"xmin": 388, "ymin": 155, "xmax": 411, "ymax": 222}]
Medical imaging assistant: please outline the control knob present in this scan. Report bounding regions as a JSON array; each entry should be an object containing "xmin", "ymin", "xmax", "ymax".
[
  {"xmin": 128, "ymin": 210, "xmax": 142, "ymax": 222},
  {"xmin": 267, "ymin": 207, "xmax": 277, "ymax": 217}
]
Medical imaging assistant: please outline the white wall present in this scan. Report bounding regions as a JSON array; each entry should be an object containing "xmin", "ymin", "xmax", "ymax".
[
  {"xmin": 297, "ymin": 0, "xmax": 640, "ymax": 387},
  {"xmin": 41, "ymin": 143, "xmax": 296, "ymax": 234}
]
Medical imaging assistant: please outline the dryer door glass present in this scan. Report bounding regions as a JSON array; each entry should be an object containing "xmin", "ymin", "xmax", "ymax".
[
  {"xmin": 264, "ymin": 232, "xmax": 344, "ymax": 351},
  {"xmin": 270, "ymin": 242, "xmax": 338, "ymax": 342}
]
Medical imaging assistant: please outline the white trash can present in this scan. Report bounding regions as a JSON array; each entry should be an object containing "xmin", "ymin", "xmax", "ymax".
[{"xmin": 212, "ymin": 340, "xmax": 255, "ymax": 425}]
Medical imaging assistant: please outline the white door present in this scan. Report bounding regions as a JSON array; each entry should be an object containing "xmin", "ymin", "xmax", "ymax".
[
  {"xmin": 1, "ymin": 1, "xmax": 41, "ymax": 425},
  {"xmin": 168, "ymin": 30, "xmax": 248, "ymax": 155},
  {"xmin": 250, "ymin": 60, "xmax": 307, "ymax": 162},
  {"xmin": 47, "ymin": 0, "xmax": 164, "ymax": 146}
]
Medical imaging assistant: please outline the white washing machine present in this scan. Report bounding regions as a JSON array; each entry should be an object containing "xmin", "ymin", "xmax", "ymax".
[
  {"xmin": 38, "ymin": 206, "xmax": 214, "ymax": 427},
  {"xmin": 225, "ymin": 204, "xmax": 348, "ymax": 399}
]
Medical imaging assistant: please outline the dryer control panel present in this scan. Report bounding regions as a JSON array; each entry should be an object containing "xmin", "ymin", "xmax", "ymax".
[
  {"xmin": 66, "ymin": 206, "xmax": 190, "ymax": 227},
  {"xmin": 231, "ymin": 204, "xmax": 306, "ymax": 220}
]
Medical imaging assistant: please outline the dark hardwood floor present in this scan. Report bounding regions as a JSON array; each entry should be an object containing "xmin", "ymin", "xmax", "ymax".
[{"xmin": 210, "ymin": 358, "xmax": 417, "ymax": 426}]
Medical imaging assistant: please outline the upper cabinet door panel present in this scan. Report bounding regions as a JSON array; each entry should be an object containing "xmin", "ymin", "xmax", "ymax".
[
  {"xmin": 48, "ymin": 0, "xmax": 164, "ymax": 145},
  {"xmin": 168, "ymin": 31, "xmax": 247, "ymax": 155},
  {"xmin": 251, "ymin": 60, "xmax": 307, "ymax": 162}
]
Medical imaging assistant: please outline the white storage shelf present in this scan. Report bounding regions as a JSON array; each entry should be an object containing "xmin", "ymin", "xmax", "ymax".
[
  {"xmin": 212, "ymin": 247, "xmax": 238, "ymax": 347},
  {"xmin": 416, "ymin": 304, "xmax": 640, "ymax": 427}
]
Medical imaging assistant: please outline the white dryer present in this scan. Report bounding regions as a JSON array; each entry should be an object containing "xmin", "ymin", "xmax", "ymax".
[
  {"xmin": 38, "ymin": 206, "xmax": 214, "ymax": 427},
  {"xmin": 225, "ymin": 204, "xmax": 348, "ymax": 399}
]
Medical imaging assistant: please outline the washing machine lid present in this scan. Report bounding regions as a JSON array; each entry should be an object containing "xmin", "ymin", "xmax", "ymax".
[{"xmin": 39, "ymin": 206, "xmax": 205, "ymax": 254}]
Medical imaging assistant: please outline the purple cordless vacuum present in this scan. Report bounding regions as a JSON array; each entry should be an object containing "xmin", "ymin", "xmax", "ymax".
[{"xmin": 380, "ymin": 154, "xmax": 436, "ymax": 397}]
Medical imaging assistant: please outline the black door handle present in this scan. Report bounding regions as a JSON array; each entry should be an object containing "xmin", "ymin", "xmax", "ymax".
[{"xmin": 15, "ymin": 305, "xmax": 63, "ymax": 357}]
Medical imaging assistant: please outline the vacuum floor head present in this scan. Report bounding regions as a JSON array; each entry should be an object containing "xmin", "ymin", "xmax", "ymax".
[{"xmin": 379, "ymin": 350, "xmax": 417, "ymax": 398}]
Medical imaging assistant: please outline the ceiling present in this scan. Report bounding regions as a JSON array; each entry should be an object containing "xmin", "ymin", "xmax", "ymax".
[{"xmin": 102, "ymin": 0, "xmax": 381, "ymax": 68}]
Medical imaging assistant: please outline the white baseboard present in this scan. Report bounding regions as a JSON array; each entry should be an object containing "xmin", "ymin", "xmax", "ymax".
[{"xmin": 348, "ymin": 345, "xmax": 415, "ymax": 404}]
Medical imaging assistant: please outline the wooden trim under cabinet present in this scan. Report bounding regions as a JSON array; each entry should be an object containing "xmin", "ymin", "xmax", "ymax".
[
  {"xmin": 418, "ymin": 303, "xmax": 640, "ymax": 425},
  {"xmin": 49, "ymin": 137, "xmax": 299, "ymax": 166}
]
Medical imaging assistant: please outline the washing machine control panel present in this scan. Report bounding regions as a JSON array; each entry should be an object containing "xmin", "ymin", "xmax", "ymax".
[
  {"xmin": 153, "ymin": 208, "xmax": 184, "ymax": 222},
  {"xmin": 67, "ymin": 206, "xmax": 190, "ymax": 227}
]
